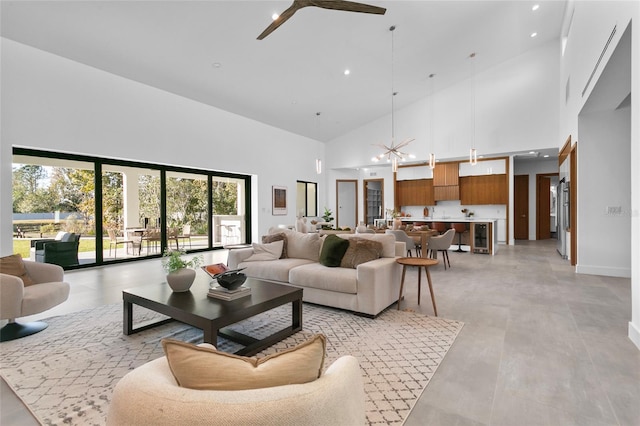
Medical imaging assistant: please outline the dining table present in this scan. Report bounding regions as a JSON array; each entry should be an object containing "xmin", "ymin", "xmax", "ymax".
[{"xmin": 405, "ymin": 229, "xmax": 440, "ymax": 258}]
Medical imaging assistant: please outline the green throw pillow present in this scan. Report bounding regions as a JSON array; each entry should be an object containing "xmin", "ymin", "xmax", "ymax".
[{"xmin": 319, "ymin": 234, "xmax": 350, "ymax": 267}]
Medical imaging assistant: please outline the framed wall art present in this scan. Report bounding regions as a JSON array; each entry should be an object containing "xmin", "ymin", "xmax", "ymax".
[{"xmin": 272, "ymin": 185, "xmax": 287, "ymax": 215}]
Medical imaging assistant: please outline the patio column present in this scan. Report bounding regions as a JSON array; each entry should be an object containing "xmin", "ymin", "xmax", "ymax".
[{"xmin": 123, "ymin": 171, "xmax": 141, "ymax": 229}]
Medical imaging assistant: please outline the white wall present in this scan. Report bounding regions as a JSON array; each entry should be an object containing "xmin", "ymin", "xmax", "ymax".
[
  {"xmin": 326, "ymin": 40, "xmax": 560, "ymax": 169},
  {"xmin": 559, "ymin": 1, "xmax": 639, "ymax": 349},
  {"xmin": 0, "ymin": 39, "xmax": 325, "ymax": 254},
  {"xmin": 578, "ymin": 106, "xmax": 631, "ymax": 277}
]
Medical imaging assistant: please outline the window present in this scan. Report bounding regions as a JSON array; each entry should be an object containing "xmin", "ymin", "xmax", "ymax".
[
  {"xmin": 12, "ymin": 148, "xmax": 251, "ymax": 269},
  {"xmin": 296, "ymin": 181, "xmax": 317, "ymax": 217}
]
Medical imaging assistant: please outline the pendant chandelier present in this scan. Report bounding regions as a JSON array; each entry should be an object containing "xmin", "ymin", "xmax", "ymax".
[
  {"xmin": 371, "ymin": 25, "xmax": 414, "ymax": 173},
  {"xmin": 469, "ymin": 52, "xmax": 478, "ymax": 166}
]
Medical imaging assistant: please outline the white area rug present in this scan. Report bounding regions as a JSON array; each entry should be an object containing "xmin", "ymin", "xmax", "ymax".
[{"xmin": 0, "ymin": 303, "xmax": 463, "ymax": 425}]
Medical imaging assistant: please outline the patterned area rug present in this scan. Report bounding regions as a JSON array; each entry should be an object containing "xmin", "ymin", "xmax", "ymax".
[{"xmin": 0, "ymin": 303, "xmax": 463, "ymax": 425}]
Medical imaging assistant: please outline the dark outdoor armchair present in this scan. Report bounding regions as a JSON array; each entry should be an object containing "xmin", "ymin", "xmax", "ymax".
[{"xmin": 31, "ymin": 232, "xmax": 81, "ymax": 267}]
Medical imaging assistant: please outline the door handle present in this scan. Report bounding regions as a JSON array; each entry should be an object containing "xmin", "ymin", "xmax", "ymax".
[{"xmin": 521, "ymin": 214, "xmax": 526, "ymax": 218}]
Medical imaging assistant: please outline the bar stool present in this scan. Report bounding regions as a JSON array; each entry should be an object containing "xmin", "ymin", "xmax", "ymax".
[
  {"xmin": 432, "ymin": 222, "xmax": 448, "ymax": 234},
  {"xmin": 395, "ymin": 257, "xmax": 439, "ymax": 316},
  {"xmin": 452, "ymin": 223, "xmax": 468, "ymax": 253}
]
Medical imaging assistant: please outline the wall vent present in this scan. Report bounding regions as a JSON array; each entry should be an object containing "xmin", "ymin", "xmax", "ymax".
[
  {"xmin": 369, "ymin": 172, "xmax": 377, "ymax": 177},
  {"xmin": 582, "ymin": 25, "xmax": 617, "ymax": 97}
]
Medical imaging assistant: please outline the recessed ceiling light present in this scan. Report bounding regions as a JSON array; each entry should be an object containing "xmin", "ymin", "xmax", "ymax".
[
  {"xmin": 529, "ymin": 151, "xmax": 536, "ymax": 154},
  {"xmin": 532, "ymin": 4, "xmax": 540, "ymax": 11},
  {"xmin": 272, "ymin": 13, "xmax": 279, "ymax": 20},
  {"xmin": 543, "ymin": 154, "xmax": 550, "ymax": 158},
  {"xmin": 530, "ymin": 32, "xmax": 538, "ymax": 38},
  {"xmin": 344, "ymin": 69, "xmax": 351, "ymax": 76},
  {"xmin": 212, "ymin": 62, "xmax": 222, "ymax": 68}
]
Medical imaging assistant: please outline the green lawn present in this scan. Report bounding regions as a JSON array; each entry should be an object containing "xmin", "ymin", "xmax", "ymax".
[{"xmin": 12, "ymin": 238, "xmax": 104, "ymax": 259}]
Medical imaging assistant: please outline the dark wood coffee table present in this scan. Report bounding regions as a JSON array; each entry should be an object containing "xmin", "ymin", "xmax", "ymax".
[{"xmin": 122, "ymin": 277, "xmax": 302, "ymax": 356}]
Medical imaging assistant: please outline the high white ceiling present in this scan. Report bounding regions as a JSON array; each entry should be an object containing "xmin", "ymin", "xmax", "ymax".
[{"xmin": 1, "ymin": 0, "xmax": 567, "ymax": 143}]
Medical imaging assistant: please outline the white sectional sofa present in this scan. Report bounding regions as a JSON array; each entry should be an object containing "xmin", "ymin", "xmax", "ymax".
[{"xmin": 227, "ymin": 229, "xmax": 404, "ymax": 317}]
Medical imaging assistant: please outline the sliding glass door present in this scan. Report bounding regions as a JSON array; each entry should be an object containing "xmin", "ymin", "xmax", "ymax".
[{"xmin": 12, "ymin": 148, "xmax": 251, "ymax": 269}]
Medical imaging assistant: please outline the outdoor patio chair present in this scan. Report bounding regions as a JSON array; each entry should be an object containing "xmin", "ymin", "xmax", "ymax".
[{"xmin": 107, "ymin": 228, "xmax": 132, "ymax": 258}]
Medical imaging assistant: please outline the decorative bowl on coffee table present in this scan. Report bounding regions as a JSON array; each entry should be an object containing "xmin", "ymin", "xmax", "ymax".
[{"xmin": 216, "ymin": 272, "xmax": 247, "ymax": 291}]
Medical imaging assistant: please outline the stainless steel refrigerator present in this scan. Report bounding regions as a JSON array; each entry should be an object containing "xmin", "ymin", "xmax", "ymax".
[{"xmin": 557, "ymin": 179, "xmax": 569, "ymax": 259}]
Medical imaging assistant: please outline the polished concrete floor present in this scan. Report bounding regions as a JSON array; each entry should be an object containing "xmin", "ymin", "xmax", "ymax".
[{"xmin": 2, "ymin": 240, "xmax": 639, "ymax": 425}]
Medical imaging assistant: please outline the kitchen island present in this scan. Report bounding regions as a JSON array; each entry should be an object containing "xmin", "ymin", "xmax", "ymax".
[{"xmin": 398, "ymin": 217, "xmax": 499, "ymax": 255}]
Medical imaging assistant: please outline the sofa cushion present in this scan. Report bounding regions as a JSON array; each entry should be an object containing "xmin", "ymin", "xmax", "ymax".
[
  {"xmin": 340, "ymin": 238, "xmax": 383, "ymax": 269},
  {"xmin": 0, "ymin": 253, "xmax": 35, "ymax": 286},
  {"xmin": 289, "ymin": 263, "xmax": 358, "ymax": 294},
  {"xmin": 239, "ymin": 258, "xmax": 316, "ymax": 282},
  {"xmin": 162, "ymin": 334, "xmax": 326, "ymax": 390},
  {"xmin": 338, "ymin": 233, "xmax": 395, "ymax": 258},
  {"xmin": 244, "ymin": 240, "xmax": 284, "ymax": 262},
  {"xmin": 271, "ymin": 229, "xmax": 321, "ymax": 261},
  {"xmin": 262, "ymin": 232, "xmax": 288, "ymax": 258},
  {"xmin": 319, "ymin": 235, "xmax": 350, "ymax": 267}
]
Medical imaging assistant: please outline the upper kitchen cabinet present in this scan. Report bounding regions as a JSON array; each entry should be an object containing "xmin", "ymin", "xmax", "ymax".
[
  {"xmin": 460, "ymin": 174, "xmax": 508, "ymax": 204},
  {"xmin": 433, "ymin": 162, "xmax": 459, "ymax": 201},
  {"xmin": 397, "ymin": 179, "xmax": 434, "ymax": 206},
  {"xmin": 433, "ymin": 163, "xmax": 459, "ymax": 186},
  {"xmin": 459, "ymin": 158, "xmax": 509, "ymax": 205}
]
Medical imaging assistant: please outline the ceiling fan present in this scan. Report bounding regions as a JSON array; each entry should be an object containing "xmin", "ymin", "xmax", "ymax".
[{"xmin": 257, "ymin": 0, "xmax": 387, "ymax": 40}]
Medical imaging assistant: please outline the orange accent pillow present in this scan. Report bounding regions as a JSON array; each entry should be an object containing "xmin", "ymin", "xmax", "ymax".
[
  {"xmin": 162, "ymin": 334, "xmax": 326, "ymax": 390},
  {"xmin": 0, "ymin": 254, "xmax": 35, "ymax": 286}
]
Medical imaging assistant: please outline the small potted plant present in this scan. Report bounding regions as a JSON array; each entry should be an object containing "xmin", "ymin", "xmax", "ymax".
[
  {"xmin": 321, "ymin": 207, "xmax": 334, "ymax": 229},
  {"xmin": 162, "ymin": 249, "xmax": 203, "ymax": 292}
]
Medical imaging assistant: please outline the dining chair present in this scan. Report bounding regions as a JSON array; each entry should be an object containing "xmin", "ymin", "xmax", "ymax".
[
  {"xmin": 425, "ymin": 228, "xmax": 456, "ymax": 269},
  {"xmin": 143, "ymin": 228, "xmax": 161, "ymax": 254},
  {"xmin": 167, "ymin": 228, "xmax": 180, "ymax": 250},
  {"xmin": 126, "ymin": 230, "xmax": 143, "ymax": 255},
  {"xmin": 385, "ymin": 229, "xmax": 420, "ymax": 257},
  {"xmin": 178, "ymin": 224, "xmax": 192, "ymax": 249}
]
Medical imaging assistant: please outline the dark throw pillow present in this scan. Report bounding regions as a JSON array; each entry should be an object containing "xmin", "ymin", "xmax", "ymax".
[
  {"xmin": 319, "ymin": 234, "xmax": 350, "ymax": 267},
  {"xmin": 262, "ymin": 232, "xmax": 288, "ymax": 258}
]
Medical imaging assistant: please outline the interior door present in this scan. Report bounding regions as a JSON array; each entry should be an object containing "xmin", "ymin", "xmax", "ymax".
[
  {"xmin": 364, "ymin": 179, "xmax": 384, "ymax": 225},
  {"xmin": 336, "ymin": 180, "xmax": 357, "ymax": 229},
  {"xmin": 536, "ymin": 175, "xmax": 551, "ymax": 240},
  {"xmin": 514, "ymin": 175, "xmax": 529, "ymax": 240}
]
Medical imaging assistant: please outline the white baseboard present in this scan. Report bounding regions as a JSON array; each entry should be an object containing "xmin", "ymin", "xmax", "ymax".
[
  {"xmin": 575, "ymin": 264, "xmax": 631, "ymax": 278},
  {"xmin": 629, "ymin": 321, "xmax": 640, "ymax": 351}
]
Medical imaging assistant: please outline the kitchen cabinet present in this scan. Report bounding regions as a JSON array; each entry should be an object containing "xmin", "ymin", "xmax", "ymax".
[
  {"xmin": 433, "ymin": 185, "xmax": 459, "ymax": 201},
  {"xmin": 433, "ymin": 163, "xmax": 459, "ymax": 186},
  {"xmin": 396, "ymin": 179, "xmax": 434, "ymax": 206},
  {"xmin": 459, "ymin": 174, "xmax": 508, "ymax": 205},
  {"xmin": 433, "ymin": 162, "xmax": 459, "ymax": 201}
]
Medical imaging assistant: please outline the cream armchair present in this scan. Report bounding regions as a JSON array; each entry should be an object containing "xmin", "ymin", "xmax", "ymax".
[
  {"xmin": 0, "ymin": 260, "xmax": 70, "ymax": 342},
  {"xmin": 107, "ymin": 354, "xmax": 365, "ymax": 426}
]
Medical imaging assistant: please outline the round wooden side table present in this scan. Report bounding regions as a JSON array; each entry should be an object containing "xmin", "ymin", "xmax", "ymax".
[{"xmin": 396, "ymin": 257, "xmax": 439, "ymax": 316}]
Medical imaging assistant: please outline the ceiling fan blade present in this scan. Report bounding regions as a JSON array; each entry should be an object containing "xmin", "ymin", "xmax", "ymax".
[
  {"xmin": 257, "ymin": 4, "xmax": 301, "ymax": 40},
  {"xmin": 311, "ymin": 0, "xmax": 386, "ymax": 15},
  {"xmin": 257, "ymin": 0, "xmax": 385, "ymax": 40}
]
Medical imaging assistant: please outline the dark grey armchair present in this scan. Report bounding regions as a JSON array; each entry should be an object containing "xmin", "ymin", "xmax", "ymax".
[{"xmin": 32, "ymin": 232, "xmax": 81, "ymax": 267}]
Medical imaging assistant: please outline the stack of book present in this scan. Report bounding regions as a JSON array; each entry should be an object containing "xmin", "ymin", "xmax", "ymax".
[{"xmin": 207, "ymin": 285, "xmax": 251, "ymax": 301}]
